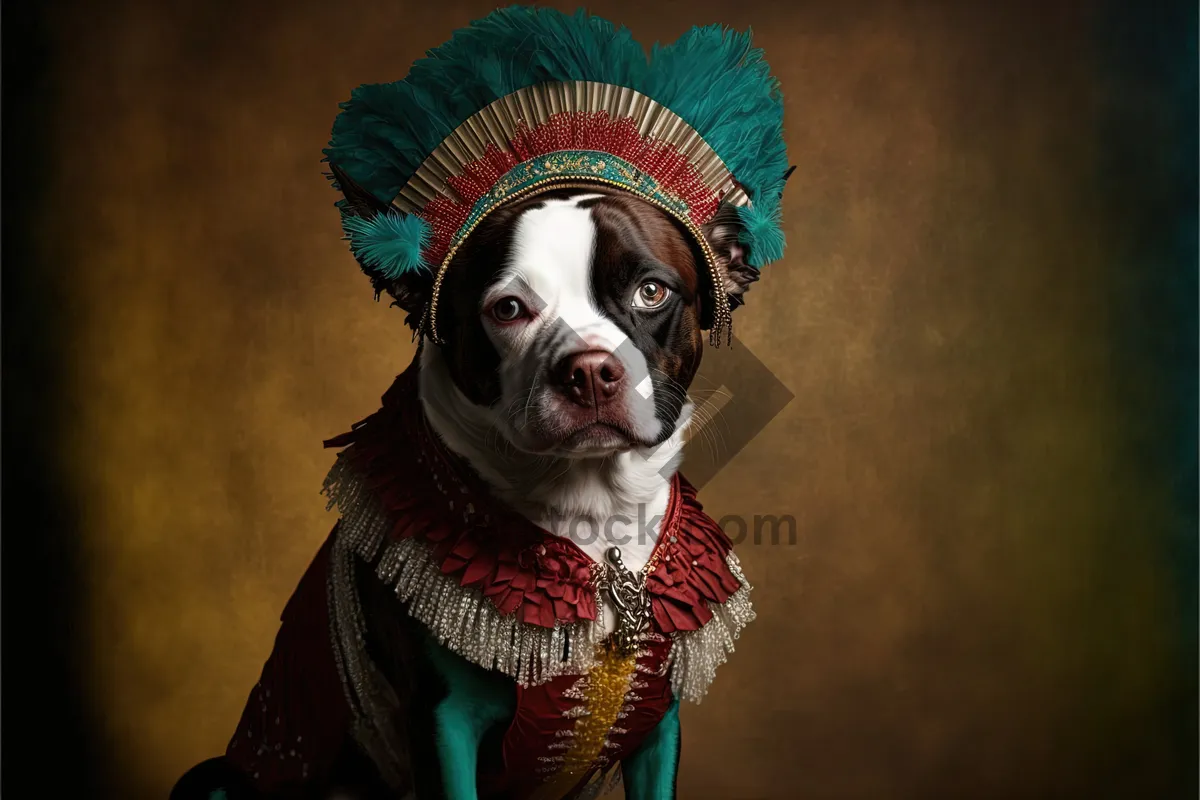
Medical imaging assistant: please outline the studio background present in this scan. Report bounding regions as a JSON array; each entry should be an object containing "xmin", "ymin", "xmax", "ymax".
[{"xmin": 4, "ymin": 0, "xmax": 1196, "ymax": 798}]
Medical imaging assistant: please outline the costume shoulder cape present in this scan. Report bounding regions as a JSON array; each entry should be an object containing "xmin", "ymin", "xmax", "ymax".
[{"xmin": 321, "ymin": 361, "xmax": 755, "ymax": 700}]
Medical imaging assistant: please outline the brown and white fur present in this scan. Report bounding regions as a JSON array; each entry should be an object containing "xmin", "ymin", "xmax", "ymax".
[
  {"xmin": 413, "ymin": 187, "xmax": 757, "ymax": 626},
  {"xmin": 335, "ymin": 170, "xmax": 762, "ymax": 627}
]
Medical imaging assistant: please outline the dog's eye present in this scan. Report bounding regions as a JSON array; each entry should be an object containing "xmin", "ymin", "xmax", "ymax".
[
  {"xmin": 632, "ymin": 281, "xmax": 670, "ymax": 309},
  {"xmin": 491, "ymin": 297, "xmax": 526, "ymax": 322}
]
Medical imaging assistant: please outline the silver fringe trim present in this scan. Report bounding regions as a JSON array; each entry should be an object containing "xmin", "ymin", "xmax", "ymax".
[
  {"xmin": 668, "ymin": 553, "xmax": 757, "ymax": 704},
  {"xmin": 323, "ymin": 456, "xmax": 755, "ymax": 700},
  {"xmin": 324, "ymin": 455, "xmax": 608, "ymax": 687},
  {"xmin": 327, "ymin": 530, "xmax": 410, "ymax": 790}
]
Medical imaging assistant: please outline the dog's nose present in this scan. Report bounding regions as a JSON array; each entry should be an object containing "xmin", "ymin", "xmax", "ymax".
[{"xmin": 552, "ymin": 350, "xmax": 626, "ymax": 408}]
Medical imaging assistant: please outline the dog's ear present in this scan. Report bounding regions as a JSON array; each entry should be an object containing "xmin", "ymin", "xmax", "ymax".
[
  {"xmin": 701, "ymin": 166, "xmax": 795, "ymax": 312},
  {"xmin": 330, "ymin": 164, "xmax": 432, "ymax": 331},
  {"xmin": 701, "ymin": 201, "xmax": 760, "ymax": 311}
]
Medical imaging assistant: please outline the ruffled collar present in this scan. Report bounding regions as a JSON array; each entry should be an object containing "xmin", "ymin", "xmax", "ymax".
[{"xmin": 322, "ymin": 359, "xmax": 743, "ymax": 635}]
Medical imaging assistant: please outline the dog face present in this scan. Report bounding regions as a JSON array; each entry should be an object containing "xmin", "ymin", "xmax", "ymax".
[
  {"xmin": 436, "ymin": 188, "xmax": 711, "ymax": 457},
  {"xmin": 338, "ymin": 177, "xmax": 761, "ymax": 460}
]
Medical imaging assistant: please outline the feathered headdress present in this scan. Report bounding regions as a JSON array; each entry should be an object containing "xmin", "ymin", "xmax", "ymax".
[{"xmin": 325, "ymin": 6, "xmax": 789, "ymax": 346}]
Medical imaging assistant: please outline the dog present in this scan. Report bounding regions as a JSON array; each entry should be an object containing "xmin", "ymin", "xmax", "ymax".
[{"xmin": 172, "ymin": 177, "xmax": 767, "ymax": 800}]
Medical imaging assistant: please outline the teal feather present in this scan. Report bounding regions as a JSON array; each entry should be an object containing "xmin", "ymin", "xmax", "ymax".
[
  {"xmin": 644, "ymin": 23, "xmax": 788, "ymax": 264},
  {"xmin": 342, "ymin": 212, "xmax": 431, "ymax": 279},
  {"xmin": 326, "ymin": 6, "xmax": 789, "ymax": 265},
  {"xmin": 738, "ymin": 202, "xmax": 785, "ymax": 267}
]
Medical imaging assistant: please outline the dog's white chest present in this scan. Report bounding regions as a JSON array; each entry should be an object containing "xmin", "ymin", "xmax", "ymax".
[{"xmin": 557, "ymin": 485, "xmax": 669, "ymax": 572}]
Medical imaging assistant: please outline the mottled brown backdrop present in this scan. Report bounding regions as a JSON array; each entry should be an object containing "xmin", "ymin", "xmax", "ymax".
[{"xmin": 6, "ymin": 0, "xmax": 1195, "ymax": 798}]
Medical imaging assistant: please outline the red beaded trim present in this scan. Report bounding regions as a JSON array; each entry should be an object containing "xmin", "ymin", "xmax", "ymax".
[{"xmin": 415, "ymin": 111, "xmax": 722, "ymax": 267}]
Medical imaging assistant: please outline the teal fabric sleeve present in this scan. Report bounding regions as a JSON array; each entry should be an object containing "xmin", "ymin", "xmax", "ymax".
[
  {"xmin": 425, "ymin": 638, "xmax": 517, "ymax": 800},
  {"xmin": 621, "ymin": 698, "xmax": 681, "ymax": 800}
]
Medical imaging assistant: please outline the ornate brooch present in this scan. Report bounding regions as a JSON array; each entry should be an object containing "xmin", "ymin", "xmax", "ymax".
[{"xmin": 602, "ymin": 547, "xmax": 653, "ymax": 656}]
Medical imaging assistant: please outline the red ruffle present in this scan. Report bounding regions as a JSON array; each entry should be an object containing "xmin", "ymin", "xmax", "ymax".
[
  {"xmin": 645, "ymin": 477, "xmax": 744, "ymax": 633},
  {"xmin": 324, "ymin": 360, "xmax": 742, "ymax": 633}
]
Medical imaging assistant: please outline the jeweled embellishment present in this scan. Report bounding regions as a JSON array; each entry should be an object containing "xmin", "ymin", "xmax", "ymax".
[
  {"xmin": 413, "ymin": 109, "xmax": 725, "ymax": 269},
  {"xmin": 530, "ymin": 643, "xmax": 640, "ymax": 800},
  {"xmin": 603, "ymin": 546, "xmax": 652, "ymax": 656},
  {"xmin": 460, "ymin": 150, "xmax": 691, "ymax": 248}
]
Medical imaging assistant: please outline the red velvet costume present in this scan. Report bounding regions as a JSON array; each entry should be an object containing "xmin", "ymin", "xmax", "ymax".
[{"xmin": 223, "ymin": 362, "xmax": 754, "ymax": 798}]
